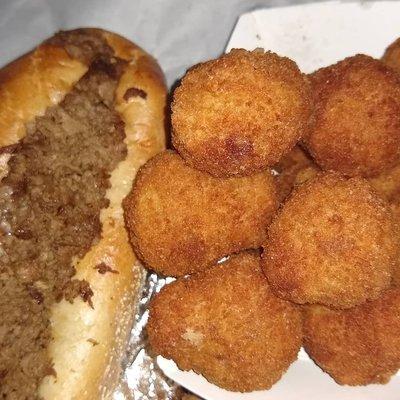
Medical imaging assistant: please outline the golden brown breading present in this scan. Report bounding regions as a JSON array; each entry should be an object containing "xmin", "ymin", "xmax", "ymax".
[
  {"xmin": 123, "ymin": 151, "xmax": 277, "ymax": 277},
  {"xmin": 382, "ymin": 37, "xmax": 400, "ymax": 74},
  {"xmin": 368, "ymin": 164, "xmax": 400, "ymax": 286},
  {"xmin": 305, "ymin": 55, "xmax": 400, "ymax": 177},
  {"xmin": 147, "ymin": 252, "xmax": 302, "ymax": 392},
  {"xmin": 389, "ymin": 200, "xmax": 400, "ymax": 286},
  {"xmin": 273, "ymin": 145, "xmax": 318, "ymax": 202},
  {"xmin": 172, "ymin": 49, "xmax": 313, "ymax": 177},
  {"xmin": 368, "ymin": 163, "xmax": 400, "ymax": 202},
  {"xmin": 262, "ymin": 172, "xmax": 398, "ymax": 309},
  {"xmin": 303, "ymin": 288, "xmax": 400, "ymax": 385}
]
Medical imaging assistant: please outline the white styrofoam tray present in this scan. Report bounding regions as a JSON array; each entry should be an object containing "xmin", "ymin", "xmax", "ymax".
[{"xmin": 158, "ymin": 2, "xmax": 400, "ymax": 399}]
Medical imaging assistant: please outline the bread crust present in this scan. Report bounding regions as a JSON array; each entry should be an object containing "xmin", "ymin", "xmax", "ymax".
[{"xmin": 0, "ymin": 28, "xmax": 166, "ymax": 399}]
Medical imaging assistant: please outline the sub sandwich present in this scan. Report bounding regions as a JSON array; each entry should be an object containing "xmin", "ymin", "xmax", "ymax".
[{"xmin": 0, "ymin": 28, "xmax": 166, "ymax": 399}]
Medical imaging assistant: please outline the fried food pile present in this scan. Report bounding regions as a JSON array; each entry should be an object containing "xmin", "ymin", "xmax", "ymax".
[
  {"xmin": 123, "ymin": 38, "xmax": 400, "ymax": 393},
  {"xmin": 147, "ymin": 252, "xmax": 302, "ymax": 392}
]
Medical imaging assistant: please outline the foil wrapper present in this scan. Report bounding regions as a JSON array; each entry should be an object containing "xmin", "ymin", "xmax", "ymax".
[{"xmin": 112, "ymin": 271, "xmax": 194, "ymax": 400}]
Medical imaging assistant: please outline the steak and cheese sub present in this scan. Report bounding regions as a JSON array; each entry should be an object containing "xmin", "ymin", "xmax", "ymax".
[{"xmin": 0, "ymin": 28, "xmax": 166, "ymax": 400}]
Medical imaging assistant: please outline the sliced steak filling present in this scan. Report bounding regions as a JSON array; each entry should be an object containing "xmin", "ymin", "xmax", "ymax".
[{"xmin": 0, "ymin": 31, "xmax": 127, "ymax": 400}]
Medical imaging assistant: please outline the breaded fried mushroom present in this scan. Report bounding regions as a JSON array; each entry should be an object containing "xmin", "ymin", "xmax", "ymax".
[
  {"xmin": 305, "ymin": 55, "xmax": 400, "ymax": 177},
  {"xmin": 172, "ymin": 49, "xmax": 313, "ymax": 177},
  {"xmin": 147, "ymin": 252, "xmax": 302, "ymax": 392},
  {"xmin": 303, "ymin": 288, "xmax": 400, "ymax": 385},
  {"xmin": 123, "ymin": 151, "xmax": 277, "ymax": 277},
  {"xmin": 262, "ymin": 172, "xmax": 398, "ymax": 309},
  {"xmin": 382, "ymin": 37, "xmax": 400, "ymax": 74}
]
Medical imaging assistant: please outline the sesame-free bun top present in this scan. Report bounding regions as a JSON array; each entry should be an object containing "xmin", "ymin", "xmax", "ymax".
[{"xmin": 171, "ymin": 49, "xmax": 313, "ymax": 177}]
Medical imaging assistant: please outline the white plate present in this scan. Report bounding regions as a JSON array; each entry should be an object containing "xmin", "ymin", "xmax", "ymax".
[
  {"xmin": 158, "ymin": 350, "xmax": 400, "ymax": 400},
  {"xmin": 226, "ymin": 0, "xmax": 400, "ymax": 73},
  {"xmin": 158, "ymin": 1, "xmax": 400, "ymax": 398}
]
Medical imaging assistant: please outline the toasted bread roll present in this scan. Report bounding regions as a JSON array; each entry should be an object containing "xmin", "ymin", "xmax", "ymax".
[{"xmin": 0, "ymin": 28, "xmax": 166, "ymax": 400}]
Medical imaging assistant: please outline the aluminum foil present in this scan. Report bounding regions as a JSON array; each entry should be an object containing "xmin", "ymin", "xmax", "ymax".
[{"xmin": 112, "ymin": 272, "xmax": 195, "ymax": 400}]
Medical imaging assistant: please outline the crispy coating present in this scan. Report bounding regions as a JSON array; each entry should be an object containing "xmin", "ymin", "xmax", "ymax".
[
  {"xmin": 368, "ymin": 165, "xmax": 400, "ymax": 286},
  {"xmin": 389, "ymin": 200, "xmax": 400, "ymax": 286},
  {"xmin": 262, "ymin": 172, "xmax": 398, "ymax": 309},
  {"xmin": 368, "ymin": 163, "xmax": 400, "ymax": 202},
  {"xmin": 172, "ymin": 49, "xmax": 313, "ymax": 177},
  {"xmin": 274, "ymin": 145, "xmax": 319, "ymax": 202},
  {"xmin": 303, "ymin": 288, "xmax": 400, "ymax": 385},
  {"xmin": 123, "ymin": 151, "xmax": 277, "ymax": 277},
  {"xmin": 147, "ymin": 252, "xmax": 302, "ymax": 392},
  {"xmin": 305, "ymin": 55, "xmax": 400, "ymax": 177},
  {"xmin": 382, "ymin": 37, "xmax": 400, "ymax": 74}
]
